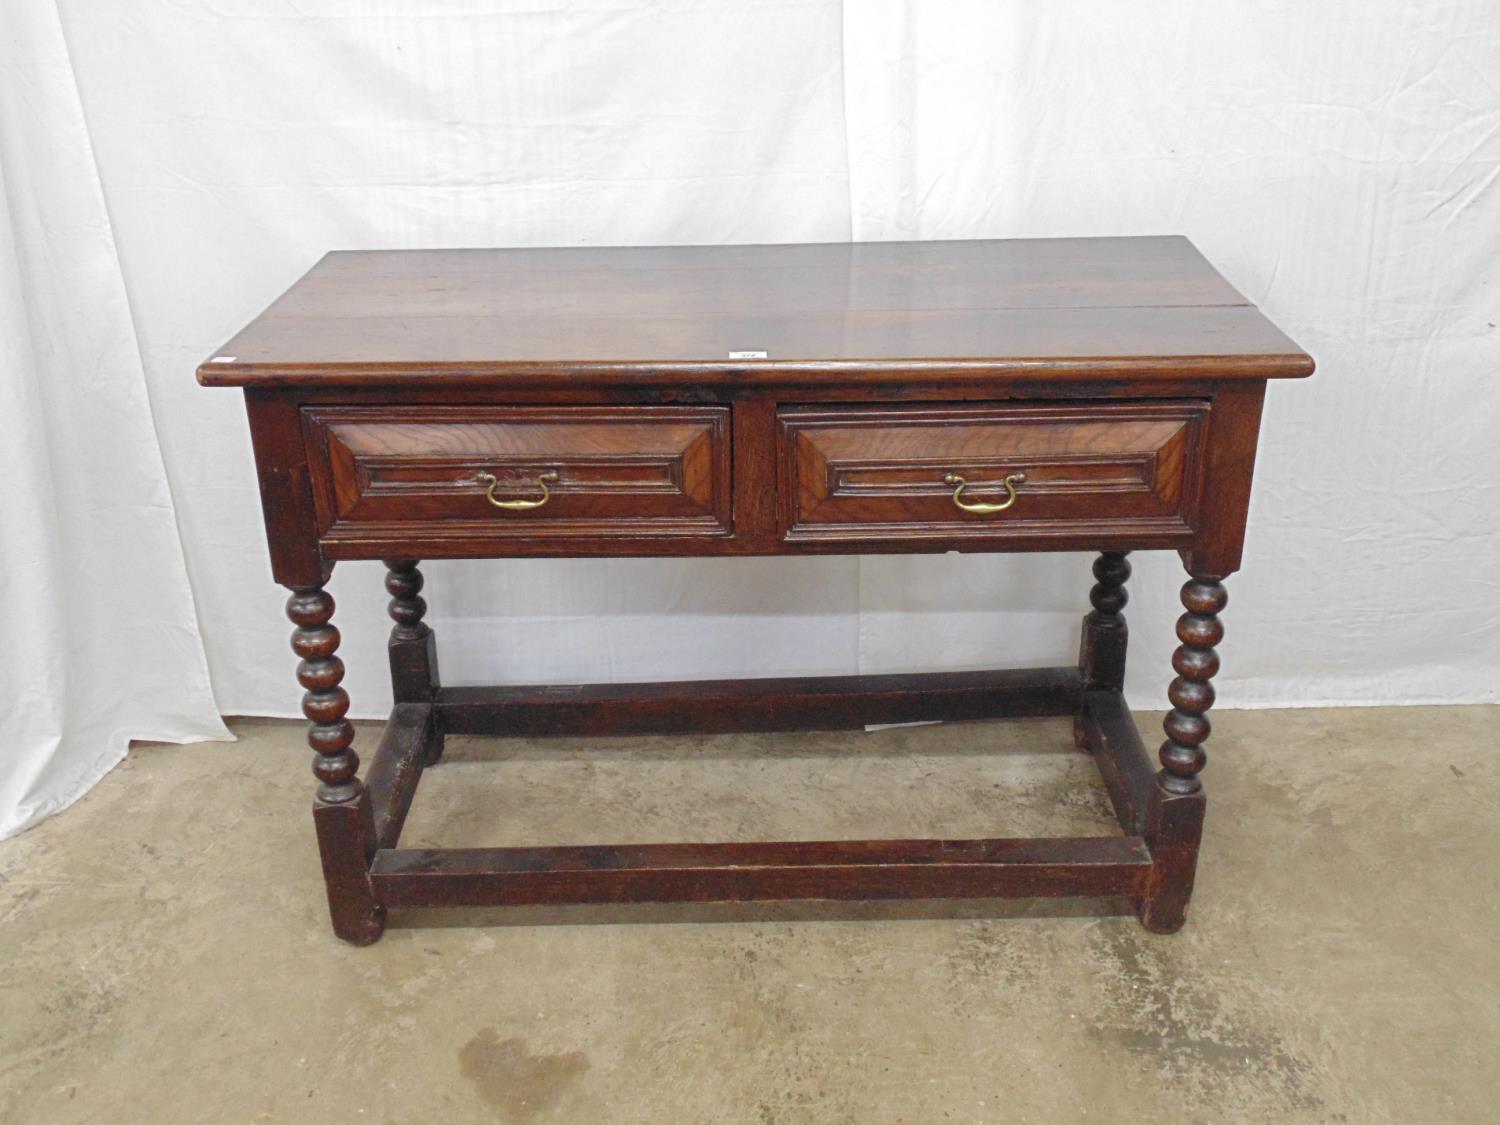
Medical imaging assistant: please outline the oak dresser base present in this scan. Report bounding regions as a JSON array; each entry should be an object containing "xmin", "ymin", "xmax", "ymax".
[{"xmin": 202, "ymin": 237, "xmax": 1310, "ymax": 944}]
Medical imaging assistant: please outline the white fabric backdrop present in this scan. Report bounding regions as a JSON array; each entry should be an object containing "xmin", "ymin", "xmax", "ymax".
[
  {"xmin": 0, "ymin": 1, "xmax": 228, "ymax": 839},
  {"xmin": 6, "ymin": 1, "xmax": 1497, "ymax": 833}
]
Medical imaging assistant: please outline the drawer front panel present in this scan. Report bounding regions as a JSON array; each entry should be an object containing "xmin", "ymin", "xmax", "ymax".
[
  {"xmin": 779, "ymin": 402, "xmax": 1207, "ymax": 544},
  {"xmin": 304, "ymin": 405, "xmax": 731, "ymax": 541}
]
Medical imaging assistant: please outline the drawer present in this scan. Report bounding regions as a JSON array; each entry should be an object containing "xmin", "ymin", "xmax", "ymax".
[
  {"xmin": 779, "ymin": 402, "xmax": 1208, "ymax": 544},
  {"xmin": 303, "ymin": 405, "xmax": 731, "ymax": 542}
]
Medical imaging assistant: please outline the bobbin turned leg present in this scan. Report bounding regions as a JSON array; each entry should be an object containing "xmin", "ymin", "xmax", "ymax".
[
  {"xmin": 1074, "ymin": 551, "xmax": 1131, "ymax": 751},
  {"xmin": 384, "ymin": 559, "xmax": 443, "ymax": 764},
  {"xmin": 287, "ymin": 586, "xmax": 385, "ymax": 945},
  {"xmin": 1139, "ymin": 575, "xmax": 1226, "ymax": 933}
]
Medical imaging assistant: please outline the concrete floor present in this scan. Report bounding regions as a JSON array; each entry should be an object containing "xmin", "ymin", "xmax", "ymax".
[{"xmin": 1, "ymin": 707, "xmax": 1497, "ymax": 1124}]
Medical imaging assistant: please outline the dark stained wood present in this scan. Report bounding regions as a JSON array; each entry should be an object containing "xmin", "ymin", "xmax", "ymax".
[
  {"xmin": 1078, "ymin": 551, "xmax": 1132, "ymax": 693},
  {"xmin": 1139, "ymin": 576, "xmax": 1226, "ymax": 932},
  {"xmin": 1180, "ymin": 381, "xmax": 1266, "ymax": 577},
  {"xmin": 287, "ymin": 585, "xmax": 384, "ymax": 943},
  {"xmin": 197, "ymin": 237, "xmax": 1312, "ymax": 387},
  {"xmin": 729, "ymin": 395, "xmax": 781, "ymax": 554},
  {"xmin": 1157, "ymin": 577, "xmax": 1226, "ymax": 794},
  {"xmin": 1075, "ymin": 689, "xmax": 1155, "ymax": 835},
  {"xmin": 780, "ymin": 404, "xmax": 1205, "ymax": 547},
  {"xmin": 317, "ymin": 505, "xmax": 1199, "ymax": 562},
  {"xmin": 436, "ymin": 667, "xmax": 1084, "ymax": 738},
  {"xmin": 303, "ymin": 404, "xmax": 732, "ymax": 548},
  {"xmin": 369, "ymin": 836, "xmax": 1154, "ymax": 908},
  {"xmin": 237, "ymin": 380, "xmax": 1269, "ymax": 572},
  {"xmin": 286, "ymin": 587, "xmax": 358, "ymax": 802},
  {"xmin": 312, "ymin": 797, "xmax": 384, "ymax": 946},
  {"xmin": 207, "ymin": 236, "xmax": 1309, "ymax": 942},
  {"xmin": 244, "ymin": 392, "xmax": 329, "ymax": 588},
  {"xmin": 285, "ymin": 376, "xmax": 1229, "ymax": 405},
  {"xmin": 384, "ymin": 559, "xmax": 441, "ymax": 711},
  {"xmin": 363, "ymin": 702, "xmax": 436, "ymax": 850}
]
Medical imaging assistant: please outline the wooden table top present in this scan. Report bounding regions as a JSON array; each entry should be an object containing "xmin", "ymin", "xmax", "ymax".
[{"xmin": 199, "ymin": 236, "xmax": 1313, "ymax": 387}]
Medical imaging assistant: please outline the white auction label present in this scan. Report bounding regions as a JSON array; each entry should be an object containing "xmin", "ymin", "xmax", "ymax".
[{"xmin": 728, "ymin": 350, "xmax": 768, "ymax": 359}]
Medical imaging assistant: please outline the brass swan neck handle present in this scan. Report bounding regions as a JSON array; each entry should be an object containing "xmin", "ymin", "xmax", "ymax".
[
  {"xmin": 476, "ymin": 470, "xmax": 559, "ymax": 511},
  {"xmin": 943, "ymin": 471, "xmax": 1027, "ymax": 514}
]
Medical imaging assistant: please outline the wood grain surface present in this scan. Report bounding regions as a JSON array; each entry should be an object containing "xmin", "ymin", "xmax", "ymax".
[{"xmin": 198, "ymin": 237, "xmax": 1312, "ymax": 385}]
